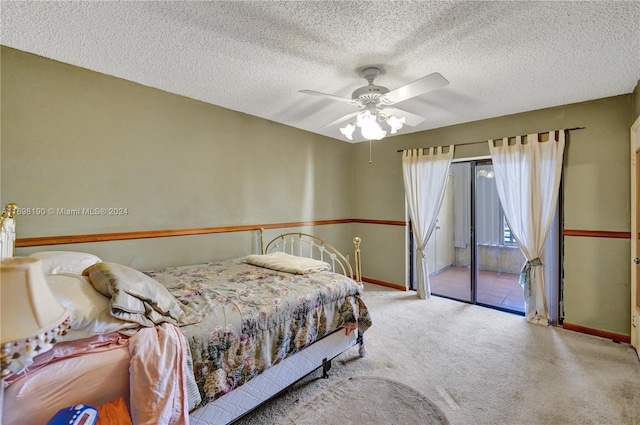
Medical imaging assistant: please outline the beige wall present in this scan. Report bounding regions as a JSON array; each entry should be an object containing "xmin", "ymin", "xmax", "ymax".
[
  {"xmin": 0, "ymin": 47, "xmax": 355, "ymax": 268},
  {"xmin": 352, "ymin": 95, "xmax": 632, "ymax": 336}
]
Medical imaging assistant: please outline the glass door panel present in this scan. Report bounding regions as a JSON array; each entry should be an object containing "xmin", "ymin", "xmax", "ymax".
[
  {"xmin": 474, "ymin": 162, "xmax": 525, "ymax": 314},
  {"xmin": 429, "ymin": 163, "xmax": 471, "ymax": 302}
]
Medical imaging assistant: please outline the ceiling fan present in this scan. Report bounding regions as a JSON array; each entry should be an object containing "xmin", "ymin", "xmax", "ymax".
[{"xmin": 300, "ymin": 66, "xmax": 449, "ymax": 141}]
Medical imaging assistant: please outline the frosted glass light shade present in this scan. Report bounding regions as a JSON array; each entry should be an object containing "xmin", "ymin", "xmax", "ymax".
[
  {"xmin": 388, "ymin": 115, "xmax": 406, "ymax": 134},
  {"xmin": 340, "ymin": 123, "xmax": 356, "ymax": 140},
  {"xmin": 356, "ymin": 111, "xmax": 386, "ymax": 140}
]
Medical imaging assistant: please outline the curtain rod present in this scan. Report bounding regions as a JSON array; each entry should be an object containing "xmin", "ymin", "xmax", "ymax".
[{"xmin": 396, "ymin": 126, "xmax": 585, "ymax": 153}]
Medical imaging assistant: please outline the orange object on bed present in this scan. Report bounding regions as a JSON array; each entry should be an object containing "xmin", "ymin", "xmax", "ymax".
[{"xmin": 96, "ymin": 397, "xmax": 133, "ymax": 425}]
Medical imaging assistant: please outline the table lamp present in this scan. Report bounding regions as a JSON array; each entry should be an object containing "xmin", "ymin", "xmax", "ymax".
[{"xmin": 1, "ymin": 257, "xmax": 70, "ymax": 377}]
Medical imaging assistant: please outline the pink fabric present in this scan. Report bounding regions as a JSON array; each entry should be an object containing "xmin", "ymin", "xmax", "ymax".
[
  {"xmin": 128, "ymin": 323, "xmax": 191, "ymax": 425},
  {"xmin": 3, "ymin": 332, "xmax": 128, "ymax": 387},
  {"xmin": 3, "ymin": 347, "xmax": 131, "ymax": 425}
]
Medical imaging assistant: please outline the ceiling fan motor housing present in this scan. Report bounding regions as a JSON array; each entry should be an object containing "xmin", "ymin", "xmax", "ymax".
[
  {"xmin": 352, "ymin": 84, "xmax": 389, "ymax": 99},
  {"xmin": 352, "ymin": 66, "xmax": 389, "ymax": 108},
  {"xmin": 352, "ymin": 85, "xmax": 389, "ymax": 108}
]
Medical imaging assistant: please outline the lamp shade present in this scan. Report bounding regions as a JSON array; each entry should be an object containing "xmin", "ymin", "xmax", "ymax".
[{"xmin": 1, "ymin": 257, "xmax": 68, "ymax": 344}]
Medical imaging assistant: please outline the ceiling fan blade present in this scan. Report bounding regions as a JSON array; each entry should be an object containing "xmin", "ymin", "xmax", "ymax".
[
  {"xmin": 299, "ymin": 90, "xmax": 354, "ymax": 103},
  {"xmin": 381, "ymin": 107, "xmax": 426, "ymax": 127},
  {"xmin": 321, "ymin": 111, "xmax": 360, "ymax": 128},
  {"xmin": 381, "ymin": 72, "xmax": 449, "ymax": 105}
]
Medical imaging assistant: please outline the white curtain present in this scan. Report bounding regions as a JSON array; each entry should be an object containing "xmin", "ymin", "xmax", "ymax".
[
  {"xmin": 453, "ymin": 164, "xmax": 470, "ymax": 248},
  {"xmin": 489, "ymin": 132, "xmax": 565, "ymax": 325},
  {"xmin": 402, "ymin": 146, "xmax": 454, "ymax": 299}
]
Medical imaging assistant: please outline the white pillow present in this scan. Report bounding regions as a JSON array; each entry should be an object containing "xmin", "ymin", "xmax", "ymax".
[
  {"xmin": 29, "ymin": 251, "xmax": 102, "ymax": 275},
  {"xmin": 46, "ymin": 274, "xmax": 138, "ymax": 341}
]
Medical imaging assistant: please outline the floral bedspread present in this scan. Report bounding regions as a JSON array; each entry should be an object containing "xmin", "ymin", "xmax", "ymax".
[{"xmin": 145, "ymin": 258, "xmax": 371, "ymax": 405}]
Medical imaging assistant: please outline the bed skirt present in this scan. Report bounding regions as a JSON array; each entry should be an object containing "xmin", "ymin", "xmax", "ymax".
[{"xmin": 189, "ymin": 329, "xmax": 358, "ymax": 425}]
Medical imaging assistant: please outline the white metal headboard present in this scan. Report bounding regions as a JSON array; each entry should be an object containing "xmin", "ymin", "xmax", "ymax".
[
  {"xmin": 263, "ymin": 232, "xmax": 361, "ymax": 282},
  {"xmin": 0, "ymin": 203, "xmax": 18, "ymax": 260}
]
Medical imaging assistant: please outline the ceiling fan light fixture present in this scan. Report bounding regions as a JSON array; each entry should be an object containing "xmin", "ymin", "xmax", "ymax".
[
  {"xmin": 301, "ymin": 66, "xmax": 449, "ymax": 142},
  {"xmin": 477, "ymin": 169, "xmax": 495, "ymax": 179},
  {"xmin": 340, "ymin": 122, "xmax": 356, "ymax": 140},
  {"xmin": 387, "ymin": 115, "xmax": 405, "ymax": 134},
  {"xmin": 356, "ymin": 110, "xmax": 387, "ymax": 140}
]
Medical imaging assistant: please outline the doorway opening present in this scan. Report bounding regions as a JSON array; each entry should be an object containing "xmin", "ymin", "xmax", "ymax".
[{"xmin": 409, "ymin": 159, "xmax": 562, "ymax": 319}]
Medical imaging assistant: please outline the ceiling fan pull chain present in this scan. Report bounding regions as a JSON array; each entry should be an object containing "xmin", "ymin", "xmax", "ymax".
[{"xmin": 369, "ymin": 139, "xmax": 373, "ymax": 164}]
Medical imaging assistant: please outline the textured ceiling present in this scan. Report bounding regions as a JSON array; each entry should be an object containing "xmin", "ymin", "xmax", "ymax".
[{"xmin": 2, "ymin": 1, "xmax": 639, "ymax": 143}]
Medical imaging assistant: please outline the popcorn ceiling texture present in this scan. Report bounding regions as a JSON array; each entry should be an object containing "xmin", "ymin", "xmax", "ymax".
[{"xmin": 1, "ymin": 1, "xmax": 639, "ymax": 142}]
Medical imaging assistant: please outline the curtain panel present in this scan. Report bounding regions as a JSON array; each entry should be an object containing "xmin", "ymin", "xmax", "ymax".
[
  {"xmin": 489, "ymin": 132, "xmax": 565, "ymax": 325},
  {"xmin": 402, "ymin": 146, "xmax": 454, "ymax": 299}
]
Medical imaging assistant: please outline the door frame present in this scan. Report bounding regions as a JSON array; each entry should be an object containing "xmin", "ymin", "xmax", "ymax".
[{"xmin": 630, "ymin": 116, "xmax": 640, "ymax": 352}]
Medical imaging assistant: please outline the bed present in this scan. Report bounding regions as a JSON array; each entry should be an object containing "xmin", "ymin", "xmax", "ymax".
[{"xmin": 0, "ymin": 203, "xmax": 371, "ymax": 425}]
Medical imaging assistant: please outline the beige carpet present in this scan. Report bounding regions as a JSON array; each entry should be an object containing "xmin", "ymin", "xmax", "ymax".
[
  {"xmin": 283, "ymin": 376, "xmax": 450, "ymax": 425},
  {"xmin": 235, "ymin": 283, "xmax": 640, "ymax": 425}
]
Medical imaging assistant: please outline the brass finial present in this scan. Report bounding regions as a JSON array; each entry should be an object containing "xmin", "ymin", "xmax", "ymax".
[{"xmin": 0, "ymin": 203, "xmax": 18, "ymax": 228}]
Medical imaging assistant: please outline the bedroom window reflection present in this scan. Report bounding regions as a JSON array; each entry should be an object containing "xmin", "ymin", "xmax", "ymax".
[{"xmin": 503, "ymin": 216, "xmax": 517, "ymax": 247}]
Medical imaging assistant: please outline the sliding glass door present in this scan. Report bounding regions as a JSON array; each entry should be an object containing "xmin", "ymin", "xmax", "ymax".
[{"xmin": 414, "ymin": 160, "xmax": 526, "ymax": 314}]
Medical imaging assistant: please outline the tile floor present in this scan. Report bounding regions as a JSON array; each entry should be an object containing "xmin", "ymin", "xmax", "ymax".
[{"xmin": 429, "ymin": 266, "xmax": 525, "ymax": 314}]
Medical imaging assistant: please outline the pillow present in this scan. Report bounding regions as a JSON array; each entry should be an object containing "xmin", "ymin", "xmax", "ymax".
[
  {"xmin": 245, "ymin": 251, "xmax": 331, "ymax": 274},
  {"xmin": 46, "ymin": 273, "xmax": 138, "ymax": 341},
  {"xmin": 82, "ymin": 262, "xmax": 202, "ymax": 327},
  {"xmin": 29, "ymin": 251, "xmax": 102, "ymax": 275}
]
